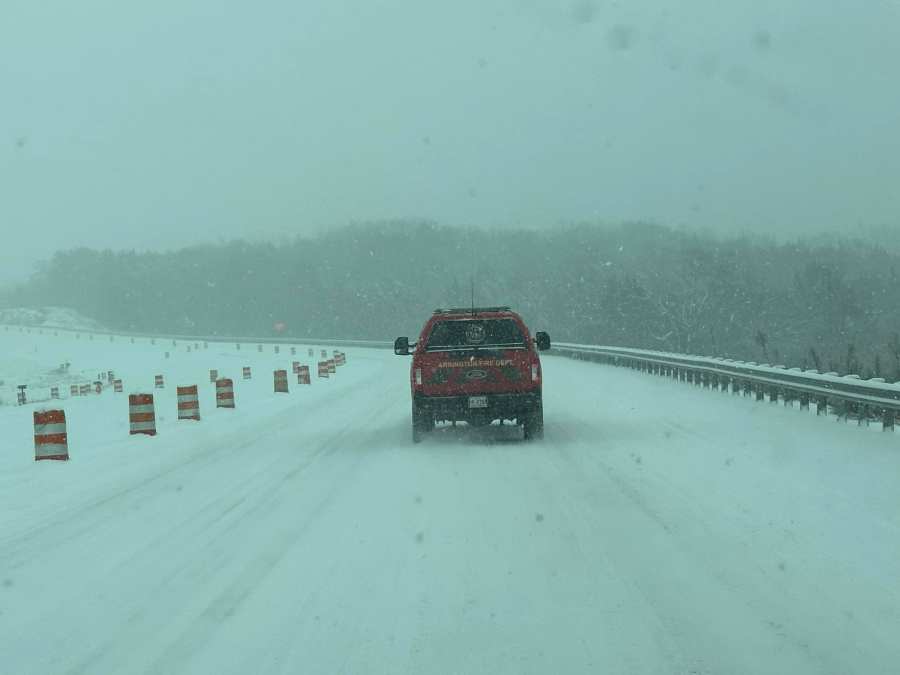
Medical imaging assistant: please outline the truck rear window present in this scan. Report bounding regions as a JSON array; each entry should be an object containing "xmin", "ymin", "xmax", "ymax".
[{"xmin": 425, "ymin": 319, "xmax": 526, "ymax": 351}]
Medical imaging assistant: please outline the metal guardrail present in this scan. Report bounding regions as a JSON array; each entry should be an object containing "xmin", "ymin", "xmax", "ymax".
[
  {"xmin": 6, "ymin": 323, "xmax": 899, "ymax": 430},
  {"xmin": 0, "ymin": 323, "xmax": 393, "ymax": 350},
  {"xmin": 551, "ymin": 343, "xmax": 900, "ymax": 431}
]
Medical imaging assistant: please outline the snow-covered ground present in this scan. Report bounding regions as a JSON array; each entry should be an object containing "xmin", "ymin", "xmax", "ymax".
[
  {"xmin": 1, "ymin": 328, "xmax": 899, "ymax": 674},
  {"xmin": 0, "ymin": 307, "xmax": 106, "ymax": 331}
]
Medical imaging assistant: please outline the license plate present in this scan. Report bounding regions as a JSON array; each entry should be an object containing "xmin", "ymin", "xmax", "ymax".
[{"xmin": 468, "ymin": 396, "xmax": 488, "ymax": 409}]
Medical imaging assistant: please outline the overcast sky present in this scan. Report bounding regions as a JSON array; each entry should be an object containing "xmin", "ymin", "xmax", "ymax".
[{"xmin": 1, "ymin": 0, "xmax": 898, "ymax": 281}]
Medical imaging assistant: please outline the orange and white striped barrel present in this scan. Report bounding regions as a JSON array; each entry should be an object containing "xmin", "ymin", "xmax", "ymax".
[
  {"xmin": 129, "ymin": 394, "xmax": 157, "ymax": 436},
  {"xmin": 274, "ymin": 345, "xmax": 280, "ymax": 355},
  {"xmin": 94, "ymin": 381, "xmax": 103, "ymax": 394},
  {"xmin": 274, "ymin": 370, "xmax": 289, "ymax": 393},
  {"xmin": 317, "ymin": 361, "xmax": 329, "ymax": 379},
  {"xmin": 327, "ymin": 359, "xmax": 336, "ymax": 374},
  {"xmin": 297, "ymin": 365, "xmax": 311, "ymax": 385},
  {"xmin": 70, "ymin": 384, "xmax": 79, "ymax": 397},
  {"xmin": 292, "ymin": 361, "xmax": 301, "ymax": 374},
  {"xmin": 335, "ymin": 352, "xmax": 346, "ymax": 367},
  {"xmin": 177, "ymin": 385, "xmax": 200, "ymax": 421},
  {"xmin": 209, "ymin": 369, "xmax": 218, "ymax": 383},
  {"xmin": 308, "ymin": 348, "xmax": 314, "ymax": 357},
  {"xmin": 258, "ymin": 344, "xmax": 263, "ymax": 353},
  {"xmin": 242, "ymin": 366, "xmax": 251, "ymax": 380},
  {"xmin": 290, "ymin": 347, "xmax": 296, "ymax": 356},
  {"xmin": 79, "ymin": 384, "xmax": 91, "ymax": 396},
  {"xmin": 34, "ymin": 409, "xmax": 69, "ymax": 461},
  {"xmin": 50, "ymin": 386, "xmax": 59, "ymax": 399},
  {"xmin": 155, "ymin": 374, "xmax": 165, "ymax": 389},
  {"xmin": 113, "ymin": 379, "xmax": 123, "ymax": 393},
  {"xmin": 164, "ymin": 351, "xmax": 170, "ymax": 359},
  {"xmin": 320, "ymin": 349, "xmax": 327, "ymax": 359},
  {"xmin": 216, "ymin": 378, "xmax": 235, "ymax": 408}
]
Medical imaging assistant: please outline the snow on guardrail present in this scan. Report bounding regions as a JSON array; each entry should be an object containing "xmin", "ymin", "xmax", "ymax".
[{"xmin": 551, "ymin": 342, "xmax": 900, "ymax": 431}]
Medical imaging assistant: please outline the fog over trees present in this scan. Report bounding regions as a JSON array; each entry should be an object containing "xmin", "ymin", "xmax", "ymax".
[{"xmin": 3, "ymin": 222, "xmax": 898, "ymax": 381}]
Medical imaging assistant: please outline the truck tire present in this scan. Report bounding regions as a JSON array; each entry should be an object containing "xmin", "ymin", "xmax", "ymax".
[
  {"xmin": 522, "ymin": 401, "xmax": 544, "ymax": 441},
  {"xmin": 412, "ymin": 402, "xmax": 432, "ymax": 444}
]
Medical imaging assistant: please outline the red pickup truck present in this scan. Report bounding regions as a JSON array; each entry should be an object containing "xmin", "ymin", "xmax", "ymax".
[{"xmin": 394, "ymin": 307, "xmax": 550, "ymax": 442}]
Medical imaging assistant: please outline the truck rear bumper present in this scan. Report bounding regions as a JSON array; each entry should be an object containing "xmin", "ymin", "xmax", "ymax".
[{"xmin": 415, "ymin": 391, "xmax": 541, "ymax": 423}]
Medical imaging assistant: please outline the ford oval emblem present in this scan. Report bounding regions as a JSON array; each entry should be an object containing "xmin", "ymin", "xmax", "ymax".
[{"xmin": 466, "ymin": 369, "xmax": 488, "ymax": 380}]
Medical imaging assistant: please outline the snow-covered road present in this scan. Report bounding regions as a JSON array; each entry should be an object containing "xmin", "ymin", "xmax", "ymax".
[{"xmin": 1, "ymin": 330, "xmax": 899, "ymax": 674}]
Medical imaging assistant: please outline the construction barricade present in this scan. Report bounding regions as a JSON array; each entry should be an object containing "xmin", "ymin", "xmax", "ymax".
[
  {"xmin": 318, "ymin": 361, "xmax": 330, "ymax": 379},
  {"xmin": 129, "ymin": 394, "xmax": 157, "ymax": 436},
  {"xmin": 177, "ymin": 385, "xmax": 200, "ymax": 421},
  {"xmin": 216, "ymin": 378, "xmax": 235, "ymax": 408},
  {"xmin": 34, "ymin": 410, "xmax": 69, "ymax": 461},
  {"xmin": 274, "ymin": 370, "xmax": 289, "ymax": 393},
  {"xmin": 297, "ymin": 365, "xmax": 311, "ymax": 385},
  {"xmin": 243, "ymin": 366, "xmax": 252, "ymax": 380},
  {"xmin": 17, "ymin": 385, "xmax": 27, "ymax": 405}
]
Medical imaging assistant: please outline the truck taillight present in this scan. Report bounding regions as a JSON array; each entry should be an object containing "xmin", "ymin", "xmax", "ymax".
[
  {"xmin": 531, "ymin": 363, "xmax": 539, "ymax": 382},
  {"xmin": 415, "ymin": 368, "xmax": 423, "ymax": 385}
]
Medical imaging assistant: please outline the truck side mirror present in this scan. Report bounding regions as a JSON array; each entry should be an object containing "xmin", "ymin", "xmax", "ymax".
[
  {"xmin": 394, "ymin": 336, "xmax": 410, "ymax": 355},
  {"xmin": 535, "ymin": 331, "xmax": 551, "ymax": 351}
]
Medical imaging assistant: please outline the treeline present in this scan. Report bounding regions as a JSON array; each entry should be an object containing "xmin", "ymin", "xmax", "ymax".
[{"xmin": 4, "ymin": 221, "xmax": 900, "ymax": 381}]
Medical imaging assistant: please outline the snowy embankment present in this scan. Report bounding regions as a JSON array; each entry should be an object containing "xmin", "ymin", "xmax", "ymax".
[
  {"xmin": 1, "ymin": 327, "xmax": 899, "ymax": 674},
  {"xmin": 0, "ymin": 310, "xmax": 107, "ymax": 406},
  {"xmin": 0, "ymin": 306, "xmax": 105, "ymax": 331}
]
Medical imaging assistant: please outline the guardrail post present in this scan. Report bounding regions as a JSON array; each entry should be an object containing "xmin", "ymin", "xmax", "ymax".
[
  {"xmin": 799, "ymin": 392, "xmax": 810, "ymax": 411},
  {"xmin": 841, "ymin": 400, "xmax": 852, "ymax": 423},
  {"xmin": 859, "ymin": 404, "xmax": 869, "ymax": 427},
  {"xmin": 816, "ymin": 396, "xmax": 828, "ymax": 416},
  {"xmin": 769, "ymin": 386, "xmax": 779, "ymax": 404},
  {"xmin": 884, "ymin": 409, "xmax": 896, "ymax": 432}
]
